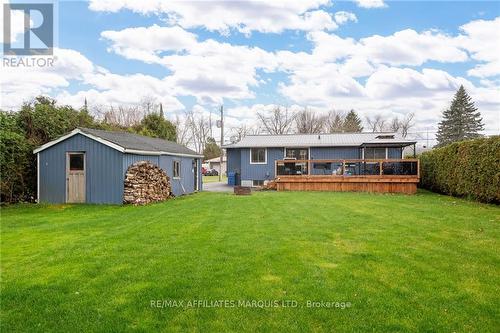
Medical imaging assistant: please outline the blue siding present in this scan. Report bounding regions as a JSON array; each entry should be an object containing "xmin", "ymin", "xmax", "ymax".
[
  {"xmin": 228, "ymin": 145, "xmax": 406, "ymax": 181},
  {"xmin": 226, "ymin": 148, "xmax": 241, "ymax": 173},
  {"xmin": 240, "ymin": 147, "xmax": 283, "ymax": 181},
  {"xmin": 38, "ymin": 134, "xmax": 123, "ymax": 204},
  {"xmin": 160, "ymin": 155, "xmax": 199, "ymax": 196},
  {"xmin": 310, "ymin": 147, "xmax": 361, "ymax": 160}
]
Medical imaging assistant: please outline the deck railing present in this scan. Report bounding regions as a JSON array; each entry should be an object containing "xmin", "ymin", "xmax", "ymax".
[{"xmin": 275, "ymin": 159, "xmax": 419, "ymax": 177}]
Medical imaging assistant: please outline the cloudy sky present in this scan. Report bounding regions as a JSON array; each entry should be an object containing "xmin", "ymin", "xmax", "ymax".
[{"xmin": 1, "ymin": 0, "xmax": 499, "ymax": 142}]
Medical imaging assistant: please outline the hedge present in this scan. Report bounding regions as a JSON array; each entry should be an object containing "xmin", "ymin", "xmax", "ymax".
[{"xmin": 419, "ymin": 136, "xmax": 500, "ymax": 203}]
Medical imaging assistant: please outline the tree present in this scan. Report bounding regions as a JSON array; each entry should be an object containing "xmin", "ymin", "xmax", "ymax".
[
  {"xmin": 257, "ymin": 106, "xmax": 296, "ymax": 135},
  {"xmin": 0, "ymin": 112, "xmax": 31, "ymax": 202},
  {"xmin": 398, "ymin": 113, "xmax": 415, "ymax": 138},
  {"xmin": 230, "ymin": 124, "xmax": 254, "ymax": 143},
  {"xmin": 366, "ymin": 114, "xmax": 387, "ymax": 132},
  {"xmin": 343, "ymin": 110, "xmax": 363, "ymax": 132},
  {"xmin": 326, "ymin": 111, "xmax": 345, "ymax": 133},
  {"xmin": 295, "ymin": 108, "xmax": 326, "ymax": 134},
  {"xmin": 138, "ymin": 113, "xmax": 177, "ymax": 141},
  {"xmin": 436, "ymin": 85, "xmax": 484, "ymax": 147},
  {"xmin": 203, "ymin": 137, "xmax": 221, "ymax": 160}
]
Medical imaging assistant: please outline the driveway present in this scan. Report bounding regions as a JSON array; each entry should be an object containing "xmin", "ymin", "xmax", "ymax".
[{"xmin": 203, "ymin": 182, "xmax": 233, "ymax": 192}]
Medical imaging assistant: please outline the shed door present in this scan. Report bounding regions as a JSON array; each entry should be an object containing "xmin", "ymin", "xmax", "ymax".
[{"xmin": 66, "ymin": 153, "xmax": 86, "ymax": 203}]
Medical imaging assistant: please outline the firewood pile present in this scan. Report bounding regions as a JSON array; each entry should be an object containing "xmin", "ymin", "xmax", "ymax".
[{"xmin": 123, "ymin": 161, "xmax": 171, "ymax": 205}]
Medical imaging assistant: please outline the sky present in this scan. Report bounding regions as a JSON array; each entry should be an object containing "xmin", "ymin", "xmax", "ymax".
[{"xmin": 1, "ymin": 0, "xmax": 499, "ymax": 145}]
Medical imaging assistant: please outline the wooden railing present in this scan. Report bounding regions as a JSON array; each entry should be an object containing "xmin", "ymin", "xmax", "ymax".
[{"xmin": 275, "ymin": 159, "xmax": 420, "ymax": 178}]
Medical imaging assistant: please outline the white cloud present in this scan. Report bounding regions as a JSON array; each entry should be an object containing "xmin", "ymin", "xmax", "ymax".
[
  {"xmin": 459, "ymin": 17, "xmax": 500, "ymax": 78},
  {"xmin": 354, "ymin": 0, "xmax": 387, "ymax": 9},
  {"xmin": 334, "ymin": 11, "xmax": 357, "ymax": 25},
  {"xmin": 101, "ymin": 26, "xmax": 278, "ymax": 104},
  {"xmin": 89, "ymin": 0, "xmax": 337, "ymax": 35},
  {"xmin": 360, "ymin": 29, "xmax": 467, "ymax": 66},
  {"xmin": 101, "ymin": 25, "xmax": 197, "ymax": 63},
  {"xmin": 1, "ymin": 49, "xmax": 96, "ymax": 109}
]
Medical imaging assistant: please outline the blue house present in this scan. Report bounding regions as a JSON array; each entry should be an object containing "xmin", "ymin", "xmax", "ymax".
[
  {"xmin": 224, "ymin": 132, "xmax": 417, "ymax": 188},
  {"xmin": 34, "ymin": 128, "xmax": 203, "ymax": 204}
]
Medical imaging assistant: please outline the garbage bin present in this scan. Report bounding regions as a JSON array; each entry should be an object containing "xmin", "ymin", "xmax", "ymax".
[{"xmin": 227, "ymin": 171, "xmax": 235, "ymax": 185}]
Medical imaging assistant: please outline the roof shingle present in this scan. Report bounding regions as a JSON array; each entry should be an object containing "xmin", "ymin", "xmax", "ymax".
[{"xmin": 79, "ymin": 127, "xmax": 201, "ymax": 156}]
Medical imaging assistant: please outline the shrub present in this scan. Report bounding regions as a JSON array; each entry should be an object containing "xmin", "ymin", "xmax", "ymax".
[{"xmin": 420, "ymin": 136, "xmax": 500, "ymax": 203}]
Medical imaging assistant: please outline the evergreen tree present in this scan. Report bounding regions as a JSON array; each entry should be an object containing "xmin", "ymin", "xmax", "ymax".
[
  {"xmin": 343, "ymin": 109, "xmax": 363, "ymax": 132},
  {"xmin": 203, "ymin": 137, "xmax": 221, "ymax": 160},
  {"xmin": 138, "ymin": 113, "xmax": 177, "ymax": 141},
  {"xmin": 436, "ymin": 85, "xmax": 484, "ymax": 147}
]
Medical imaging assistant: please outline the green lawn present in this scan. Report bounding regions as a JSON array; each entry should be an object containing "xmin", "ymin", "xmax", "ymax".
[
  {"xmin": 1, "ymin": 191, "xmax": 499, "ymax": 332},
  {"xmin": 202, "ymin": 175, "xmax": 227, "ymax": 183}
]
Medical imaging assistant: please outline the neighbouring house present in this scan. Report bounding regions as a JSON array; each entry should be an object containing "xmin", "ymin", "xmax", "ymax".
[
  {"xmin": 224, "ymin": 132, "xmax": 419, "ymax": 193},
  {"xmin": 204, "ymin": 156, "xmax": 227, "ymax": 175},
  {"xmin": 34, "ymin": 128, "xmax": 203, "ymax": 204}
]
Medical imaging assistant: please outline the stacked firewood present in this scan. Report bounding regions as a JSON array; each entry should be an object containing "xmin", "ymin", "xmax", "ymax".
[{"xmin": 123, "ymin": 161, "xmax": 171, "ymax": 205}]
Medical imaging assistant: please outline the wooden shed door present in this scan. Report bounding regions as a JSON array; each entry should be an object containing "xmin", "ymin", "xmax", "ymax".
[{"xmin": 66, "ymin": 153, "xmax": 86, "ymax": 203}]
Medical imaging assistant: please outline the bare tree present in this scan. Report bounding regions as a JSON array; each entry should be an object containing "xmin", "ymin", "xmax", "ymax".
[
  {"xmin": 295, "ymin": 108, "xmax": 326, "ymax": 134},
  {"xmin": 399, "ymin": 113, "xmax": 415, "ymax": 138},
  {"xmin": 95, "ymin": 104, "xmax": 144, "ymax": 127},
  {"xmin": 366, "ymin": 113, "xmax": 415, "ymax": 137},
  {"xmin": 390, "ymin": 117, "xmax": 401, "ymax": 133},
  {"xmin": 326, "ymin": 110, "xmax": 345, "ymax": 133},
  {"xmin": 365, "ymin": 114, "xmax": 387, "ymax": 132},
  {"xmin": 257, "ymin": 106, "xmax": 296, "ymax": 135},
  {"xmin": 230, "ymin": 124, "xmax": 253, "ymax": 142},
  {"xmin": 185, "ymin": 110, "xmax": 210, "ymax": 153},
  {"xmin": 140, "ymin": 95, "xmax": 159, "ymax": 115},
  {"xmin": 174, "ymin": 113, "xmax": 192, "ymax": 146}
]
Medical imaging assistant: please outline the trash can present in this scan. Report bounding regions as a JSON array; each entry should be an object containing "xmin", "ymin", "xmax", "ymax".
[{"xmin": 227, "ymin": 171, "xmax": 236, "ymax": 185}]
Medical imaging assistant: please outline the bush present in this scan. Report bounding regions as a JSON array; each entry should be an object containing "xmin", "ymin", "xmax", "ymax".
[{"xmin": 420, "ymin": 136, "xmax": 500, "ymax": 203}]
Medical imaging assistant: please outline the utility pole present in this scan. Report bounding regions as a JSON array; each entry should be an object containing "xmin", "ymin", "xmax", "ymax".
[{"xmin": 219, "ymin": 105, "xmax": 224, "ymax": 182}]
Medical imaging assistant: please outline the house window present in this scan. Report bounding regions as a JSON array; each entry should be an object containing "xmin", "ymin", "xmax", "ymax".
[
  {"xmin": 250, "ymin": 148, "xmax": 266, "ymax": 164},
  {"xmin": 364, "ymin": 148, "xmax": 386, "ymax": 159},
  {"xmin": 285, "ymin": 148, "xmax": 308, "ymax": 160},
  {"xmin": 69, "ymin": 154, "xmax": 84, "ymax": 170},
  {"xmin": 173, "ymin": 160, "xmax": 181, "ymax": 178},
  {"xmin": 253, "ymin": 180, "xmax": 264, "ymax": 187}
]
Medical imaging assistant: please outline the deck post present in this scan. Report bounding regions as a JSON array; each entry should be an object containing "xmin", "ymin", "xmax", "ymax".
[{"xmin": 379, "ymin": 161, "xmax": 383, "ymax": 176}]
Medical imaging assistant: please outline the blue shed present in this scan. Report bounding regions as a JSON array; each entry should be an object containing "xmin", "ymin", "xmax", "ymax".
[{"xmin": 33, "ymin": 128, "xmax": 203, "ymax": 204}]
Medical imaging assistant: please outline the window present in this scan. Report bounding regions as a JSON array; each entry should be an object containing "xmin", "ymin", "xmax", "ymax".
[
  {"xmin": 173, "ymin": 160, "xmax": 181, "ymax": 178},
  {"xmin": 285, "ymin": 148, "xmax": 308, "ymax": 160},
  {"xmin": 253, "ymin": 180, "xmax": 264, "ymax": 187},
  {"xmin": 364, "ymin": 148, "xmax": 386, "ymax": 159},
  {"xmin": 250, "ymin": 148, "xmax": 266, "ymax": 164},
  {"xmin": 69, "ymin": 154, "xmax": 84, "ymax": 170}
]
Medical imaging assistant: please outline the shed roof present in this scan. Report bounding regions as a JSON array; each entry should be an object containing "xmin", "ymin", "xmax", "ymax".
[
  {"xmin": 223, "ymin": 132, "xmax": 416, "ymax": 148},
  {"xmin": 33, "ymin": 127, "xmax": 203, "ymax": 157}
]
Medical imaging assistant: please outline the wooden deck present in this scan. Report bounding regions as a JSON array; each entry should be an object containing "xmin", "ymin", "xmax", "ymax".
[{"xmin": 274, "ymin": 159, "xmax": 419, "ymax": 194}]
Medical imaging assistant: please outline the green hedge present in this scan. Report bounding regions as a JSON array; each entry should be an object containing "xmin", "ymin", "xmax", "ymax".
[{"xmin": 420, "ymin": 136, "xmax": 500, "ymax": 203}]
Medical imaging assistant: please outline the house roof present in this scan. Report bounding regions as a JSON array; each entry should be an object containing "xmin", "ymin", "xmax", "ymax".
[
  {"xmin": 33, "ymin": 127, "xmax": 203, "ymax": 157},
  {"xmin": 223, "ymin": 132, "xmax": 416, "ymax": 148}
]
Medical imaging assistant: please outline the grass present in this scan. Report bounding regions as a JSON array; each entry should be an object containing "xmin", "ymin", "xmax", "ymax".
[
  {"xmin": 202, "ymin": 175, "xmax": 227, "ymax": 183},
  {"xmin": 1, "ymin": 190, "xmax": 499, "ymax": 332}
]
